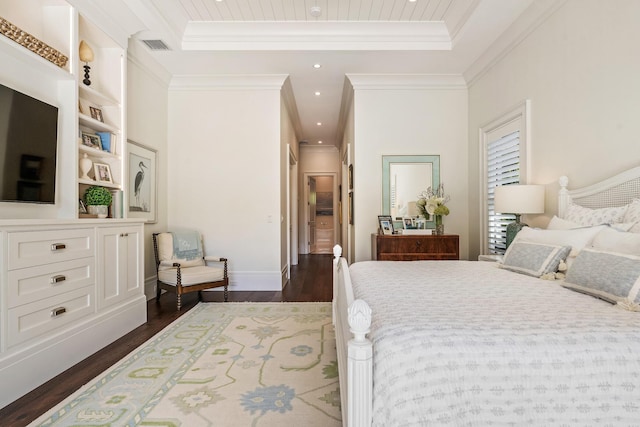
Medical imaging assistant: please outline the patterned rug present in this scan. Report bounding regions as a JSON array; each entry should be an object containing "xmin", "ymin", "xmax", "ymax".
[{"xmin": 30, "ymin": 302, "xmax": 341, "ymax": 427}]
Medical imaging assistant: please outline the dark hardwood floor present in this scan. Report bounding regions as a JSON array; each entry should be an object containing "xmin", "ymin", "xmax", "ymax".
[{"xmin": 0, "ymin": 254, "xmax": 333, "ymax": 426}]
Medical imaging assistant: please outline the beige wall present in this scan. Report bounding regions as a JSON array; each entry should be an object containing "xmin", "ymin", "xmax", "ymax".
[
  {"xmin": 349, "ymin": 75, "xmax": 469, "ymax": 261},
  {"xmin": 167, "ymin": 76, "xmax": 286, "ymax": 291},
  {"xmin": 467, "ymin": 0, "xmax": 640, "ymax": 260}
]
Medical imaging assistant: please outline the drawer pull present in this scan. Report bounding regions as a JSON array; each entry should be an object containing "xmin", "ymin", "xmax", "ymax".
[
  {"xmin": 51, "ymin": 243, "xmax": 66, "ymax": 251},
  {"xmin": 120, "ymin": 233, "xmax": 129, "ymax": 237},
  {"xmin": 50, "ymin": 275, "xmax": 66, "ymax": 284},
  {"xmin": 51, "ymin": 307, "xmax": 67, "ymax": 317}
]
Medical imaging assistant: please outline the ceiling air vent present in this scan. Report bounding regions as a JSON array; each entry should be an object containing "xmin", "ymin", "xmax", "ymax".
[{"xmin": 141, "ymin": 39, "xmax": 170, "ymax": 51}]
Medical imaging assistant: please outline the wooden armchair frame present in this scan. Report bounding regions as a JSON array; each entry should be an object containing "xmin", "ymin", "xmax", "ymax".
[{"xmin": 152, "ymin": 232, "xmax": 229, "ymax": 310}]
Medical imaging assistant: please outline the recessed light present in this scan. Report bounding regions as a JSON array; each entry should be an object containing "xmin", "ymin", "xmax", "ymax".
[
  {"xmin": 318, "ymin": 141, "xmax": 323, "ymax": 144},
  {"xmin": 313, "ymin": 63, "xmax": 322, "ymax": 69},
  {"xmin": 408, "ymin": 0, "xmax": 417, "ymax": 3},
  {"xmin": 314, "ymin": 91, "xmax": 321, "ymax": 96},
  {"xmin": 317, "ymin": 122, "xmax": 322, "ymax": 126}
]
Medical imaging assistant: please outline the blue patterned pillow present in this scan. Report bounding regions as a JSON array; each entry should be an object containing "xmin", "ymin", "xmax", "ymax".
[
  {"xmin": 500, "ymin": 242, "xmax": 572, "ymax": 277},
  {"xmin": 563, "ymin": 249, "xmax": 640, "ymax": 311}
]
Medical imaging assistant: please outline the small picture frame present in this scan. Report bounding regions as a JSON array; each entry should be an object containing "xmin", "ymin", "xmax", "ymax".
[
  {"xmin": 94, "ymin": 163, "xmax": 113, "ymax": 184},
  {"xmin": 348, "ymin": 164, "xmax": 354, "ymax": 190},
  {"xmin": 89, "ymin": 106, "xmax": 104, "ymax": 122},
  {"xmin": 81, "ymin": 132, "xmax": 102, "ymax": 150},
  {"xmin": 79, "ymin": 198, "xmax": 87, "ymax": 213},
  {"xmin": 378, "ymin": 215, "xmax": 394, "ymax": 235},
  {"xmin": 403, "ymin": 217, "xmax": 415, "ymax": 229}
]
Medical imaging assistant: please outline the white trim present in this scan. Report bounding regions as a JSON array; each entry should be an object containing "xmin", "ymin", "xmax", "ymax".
[
  {"xmin": 478, "ymin": 100, "xmax": 531, "ymax": 255},
  {"xmin": 346, "ymin": 73, "xmax": 467, "ymax": 90}
]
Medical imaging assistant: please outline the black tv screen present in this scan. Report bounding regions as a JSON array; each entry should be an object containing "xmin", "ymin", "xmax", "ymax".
[{"xmin": 0, "ymin": 83, "xmax": 59, "ymax": 204}]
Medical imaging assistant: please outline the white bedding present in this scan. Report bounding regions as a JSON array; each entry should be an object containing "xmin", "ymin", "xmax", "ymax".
[{"xmin": 349, "ymin": 260, "xmax": 640, "ymax": 426}]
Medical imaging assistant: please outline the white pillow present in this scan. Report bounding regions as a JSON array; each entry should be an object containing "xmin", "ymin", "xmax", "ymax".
[
  {"xmin": 591, "ymin": 227, "xmax": 640, "ymax": 256},
  {"xmin": 547, "ymin": 215, "xmax": 581, "ymax": 230},
  {"xmin": 564, "ymin": 202, "xmax": 627, "ymax": 226},
  {"xmin": 514, "ymin": 226, "xmax": 605, "ymax": 257},
  {"xmin": 563, "ymin": 248, "xmax": 640, "ymax": 311},
  {"xmin": 500, "ymin": 242, "xmax": 571, "ymax": 277}
]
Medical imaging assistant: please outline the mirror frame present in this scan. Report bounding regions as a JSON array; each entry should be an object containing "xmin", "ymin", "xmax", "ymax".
[{"xmin": 382, "ymin": 155, "xmax": 440, "ymax": 226}]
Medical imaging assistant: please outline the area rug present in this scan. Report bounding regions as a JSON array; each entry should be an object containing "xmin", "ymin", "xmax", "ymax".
[{"xmin": 30, "ymin": 302, "xmax": 341, "ymax": 427}]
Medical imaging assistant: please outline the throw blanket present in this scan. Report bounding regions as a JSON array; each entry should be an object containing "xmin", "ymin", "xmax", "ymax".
[
  {"xmin": 349, "ymin": 260, "xmax": 640, "ymax": 426},
  {"xmin": 171, "ymin": 230, "xmax": 203, "ymax": 260}
]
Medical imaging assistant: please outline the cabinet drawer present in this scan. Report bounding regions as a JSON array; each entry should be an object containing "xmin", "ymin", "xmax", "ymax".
[
  {"xmin": 7, "ymin": 286, "xmax": 95, "ymax": 348},
  {"xmin": 7, "ymin": 258, "xmax": 95, "ymax": 308},
  {"xmin": 8, "ymin": 229, "xmax": 94, "ymax": 270}
]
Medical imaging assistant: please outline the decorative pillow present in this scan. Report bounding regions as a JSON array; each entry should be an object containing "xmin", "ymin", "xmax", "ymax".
[
  {"xmin": 591, "ymin": 227, "xmax": 640, "ymax": 256},
  {"xmin": 514, "ymin": 226, "xmax": 605, "ymax": 257},
  {"xmin": 500, "ymin": 242, "xmax": 572, "ymax": 277},
  {"xmin": 563, "ymin": 249, "xmax": 640, "ymax": 311},
  {"xmin": 623, "ymin": 199, "xmax": 640, "ymax": 233},
  {"xmin": 564, "ymin": 202, "xmax": 627, "ymax": 226}
]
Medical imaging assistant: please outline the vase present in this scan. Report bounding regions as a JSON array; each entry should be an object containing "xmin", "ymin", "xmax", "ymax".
[
  {"xmin": 88, "ymin": 205, "xmax": 108, "ymax": 218},
  {"xmin": 435, "ymin": 215, "xmax": 444, "ymax": 235},
  {"xmin": 79, "ymin": 153, "xmax": 92, "ymax": 180}
]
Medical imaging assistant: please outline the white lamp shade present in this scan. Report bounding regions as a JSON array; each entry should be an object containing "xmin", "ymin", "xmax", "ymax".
[{"xmin": 494, "ymin": 184, "xmax": 545, "ymax": 214}]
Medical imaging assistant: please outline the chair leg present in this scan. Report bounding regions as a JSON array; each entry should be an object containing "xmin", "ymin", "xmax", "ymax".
[
  {"xmin": 177, "ymin": 294, "xmax": 182, "ymax": 311},
  {"xmin": 224, "ymin": 285, "xmax": 228, "ymax": 302}
]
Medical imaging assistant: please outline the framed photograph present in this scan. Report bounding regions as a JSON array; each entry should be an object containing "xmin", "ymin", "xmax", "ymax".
[
  {"xmin": 94, "ymin": 163, "xmax": 113, "ymax": 183},
  {"xmin": 81, "ymin": 132, "xmax": 102, "ymax": 150},
  {"xmin": 403, "ymin": 217, "xmax": 415, "ymax": 229},
  {"xmin": 348, "ymin": 164, "xmax": 353, "ymax": 190},
  {"xmin": 79, "ymin": 198, "xmax": 87, "ymax": 213},
  {"xmin": 378, "ymin": 215, "xmax": 394, "ymax": 235},
  {"xmin": 89, "ymin": 106, "xmax": 104, "ymax": 122},
  {"xmin": 128, "ymin": 139, "xmax": 157, "ymax": 223}
]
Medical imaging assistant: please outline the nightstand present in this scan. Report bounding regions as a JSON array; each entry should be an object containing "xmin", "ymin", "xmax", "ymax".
[{"xmin": 372, "ymin": 233, "xmax": 459, "ymax": 261}]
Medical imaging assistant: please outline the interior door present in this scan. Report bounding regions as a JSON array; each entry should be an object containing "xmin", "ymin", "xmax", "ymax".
[{"xmin": 308, "ymin": 177, "xmax": 317, "ymax": 253}]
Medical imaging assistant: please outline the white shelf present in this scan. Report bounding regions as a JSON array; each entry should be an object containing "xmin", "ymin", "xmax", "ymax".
[
  {"xmin": 79, "ymin": 84, "xmax": 119, "ymax": 107},
  {"xmin": 78, "ymin": 178, "xmax": 121, "ymax": 190},
  {"xmin": 79, "ymin": 113, "xmax": 119, "ymax": 133},
  {"xmin": 79, "ymin": 144, "xmax": 119, "ymax": 160}
]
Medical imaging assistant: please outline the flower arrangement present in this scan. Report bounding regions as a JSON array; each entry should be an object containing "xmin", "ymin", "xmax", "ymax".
[{"xmin": 416, "ymin": 183, "xmax": 450, "ymax": 220}]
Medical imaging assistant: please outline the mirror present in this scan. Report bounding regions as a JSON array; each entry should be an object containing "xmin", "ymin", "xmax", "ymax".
[{"xmin": 382, "ymin": 155, "xmax": 440, "ymax": 224}]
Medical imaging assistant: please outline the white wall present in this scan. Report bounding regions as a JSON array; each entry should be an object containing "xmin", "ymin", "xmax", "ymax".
[
  {"xmin": 167, "ymin": 75, "xmax": 286, "ymax": 291},
  {"xmin": 467, "ymin": 0, "xmax": 640, "ymax": 259},
  {"xmin": 349, "ymin": 75, "xmax": 469, "ymax": 261}
]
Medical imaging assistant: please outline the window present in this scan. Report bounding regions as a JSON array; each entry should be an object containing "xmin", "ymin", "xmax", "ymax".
[{"xmin": 479, "ymin": 101, "xmax": 530, "ymax": 255}]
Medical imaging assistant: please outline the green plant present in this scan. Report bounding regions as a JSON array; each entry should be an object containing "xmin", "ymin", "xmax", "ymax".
[{"xmin": 84, "ymin": 186, "xmax": 112, "ymax": 206}]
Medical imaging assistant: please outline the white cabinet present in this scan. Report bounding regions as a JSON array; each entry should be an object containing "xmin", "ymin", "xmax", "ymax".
[
  {"xmin": 97, "ymin": 225, "xmax": 142, "ymax": 310},
  {"xmin": 0, "ymin": 220, "xmax": 146, "ymax": 409}
]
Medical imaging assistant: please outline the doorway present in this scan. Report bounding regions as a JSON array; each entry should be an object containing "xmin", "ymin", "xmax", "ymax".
[{"xmin": 307, "ymin": 175, "xmax": 335, "ymax": 254}]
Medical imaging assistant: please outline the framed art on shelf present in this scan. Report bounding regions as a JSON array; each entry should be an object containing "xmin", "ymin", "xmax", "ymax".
[
  {"xmin": 94, "ymin": 163, "xmax": 113, "ymax": 183},
  {"xmin": 378, "ymin": 215, "xmax": 394, "ymax": 235},
  {"xmin": 81, "ymin": 132, "xmax": 101, "ymax": 150},
  {"xmin": 89, "ymin": 106, "xmax": 104, "ymax": 122},
  {"xmin": 127, "ymin": 140, "xmax": 157, "ymax": 223}
]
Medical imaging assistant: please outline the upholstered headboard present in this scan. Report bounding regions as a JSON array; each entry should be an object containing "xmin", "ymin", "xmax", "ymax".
[{"xmin": 558, "ymin": 166, "xmax": 640, "ymax": 218}]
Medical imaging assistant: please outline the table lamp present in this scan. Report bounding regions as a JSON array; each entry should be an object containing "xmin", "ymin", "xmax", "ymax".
[
  {"xmin": 494, "ymin": 184, "xmax": 545, "ymax": 248},
  {"xmin": 79, "ymin": 40, "xmax": 94, "ymax": 86}
]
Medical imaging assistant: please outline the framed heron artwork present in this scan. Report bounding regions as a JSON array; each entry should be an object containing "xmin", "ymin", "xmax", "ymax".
[{"xmin": 127, "ymin": 140, "xmax": 157, "ymax": 223}]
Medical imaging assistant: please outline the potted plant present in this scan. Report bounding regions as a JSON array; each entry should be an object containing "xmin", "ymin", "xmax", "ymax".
[{"xmin": 84, "ymin": 185, "xmax": 112, "ymax": 218}]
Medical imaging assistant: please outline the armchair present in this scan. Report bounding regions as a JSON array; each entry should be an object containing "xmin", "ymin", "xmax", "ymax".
[{"xmin": 152, "ymin": 231, "xmax": 229, "ymax": 310}]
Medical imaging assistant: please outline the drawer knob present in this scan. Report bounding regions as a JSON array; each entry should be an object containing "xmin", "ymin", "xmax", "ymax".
[
  {"xmin": 50, "ymin": 275, "xmax": 66, "ymax": 284},
  {"xmin": 51, "ymin": 307, "xmax": 66, "ymax": 317},
  {"xmin": 51, "ymin": 243, "xmax": 66, "ymax": 251}
]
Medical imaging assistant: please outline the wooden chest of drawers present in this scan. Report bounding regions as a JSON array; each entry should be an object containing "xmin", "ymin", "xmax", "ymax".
[{"xmin": 372, "ymin": 233, "xmax": 459, "ymax": 261}]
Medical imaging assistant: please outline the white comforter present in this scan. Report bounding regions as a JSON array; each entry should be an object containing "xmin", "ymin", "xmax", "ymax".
[{"xmin": 349, "ymin": 261, "xmax": 640, "ymax": 426}]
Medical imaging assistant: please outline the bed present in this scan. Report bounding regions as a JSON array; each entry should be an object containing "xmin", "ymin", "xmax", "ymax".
[{"xmin": 332, "ymin": 167, "xmax": 640, "ymax": 427}]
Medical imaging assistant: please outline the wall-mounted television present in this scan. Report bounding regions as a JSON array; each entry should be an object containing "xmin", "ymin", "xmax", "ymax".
[{"xmin": 0, "ymin": 83, "xmax": 59, "ymax": 204}]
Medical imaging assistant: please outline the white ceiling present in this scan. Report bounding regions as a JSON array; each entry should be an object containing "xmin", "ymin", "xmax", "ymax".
[{"xmin": 116, "ymin": 0, "xmax": 537, "ymax": 147}]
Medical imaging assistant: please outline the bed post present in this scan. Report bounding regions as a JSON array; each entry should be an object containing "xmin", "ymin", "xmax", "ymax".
[
  {"xmin": 332, "ymin": 245, "xmax": 342, "ymax": 325},
  {"xmin": 348, "ymin": 299, "xmax": 373, "ymax": 427},
  {"xmin": 558, "ymin": 175, "xmax": 570, "ymax": 218}
]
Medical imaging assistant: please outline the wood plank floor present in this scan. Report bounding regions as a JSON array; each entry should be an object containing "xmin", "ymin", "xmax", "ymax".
[{"xmin": 0, "ymin": 254, "xmax": 333, "ymax": 426}]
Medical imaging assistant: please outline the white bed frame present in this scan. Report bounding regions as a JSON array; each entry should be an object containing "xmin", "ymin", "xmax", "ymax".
[{"xmin": 333, "ymin": 165, "xmax": 640, "ymax": 427}]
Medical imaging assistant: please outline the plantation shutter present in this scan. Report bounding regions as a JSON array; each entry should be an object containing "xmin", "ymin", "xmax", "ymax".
[{"xmin": 487, "ymin": 130, "xmax": 520, "ymax": 254}]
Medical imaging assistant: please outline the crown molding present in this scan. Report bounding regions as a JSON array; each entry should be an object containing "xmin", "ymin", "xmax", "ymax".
[
  {"xmin": 346, "ymin": 74, "xmax": 467, "ymax": 90},
  {"xmin": 335, "ymin": 77, "xmax": 354, "ymax": 152},
  {"xmin": 182, "ymin": 21, "xmax": 451, "ymax": 51},
  {"xmin": 464, "ymin": 0, "xmax": 567, "ymax": 87},
  {"xmin": 169, "ymin": 74, "xmax": 289, "ymax": 91},
  {"xmin": 281, "ymin": 77, "xmax": 303, "ymax": 140}
]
